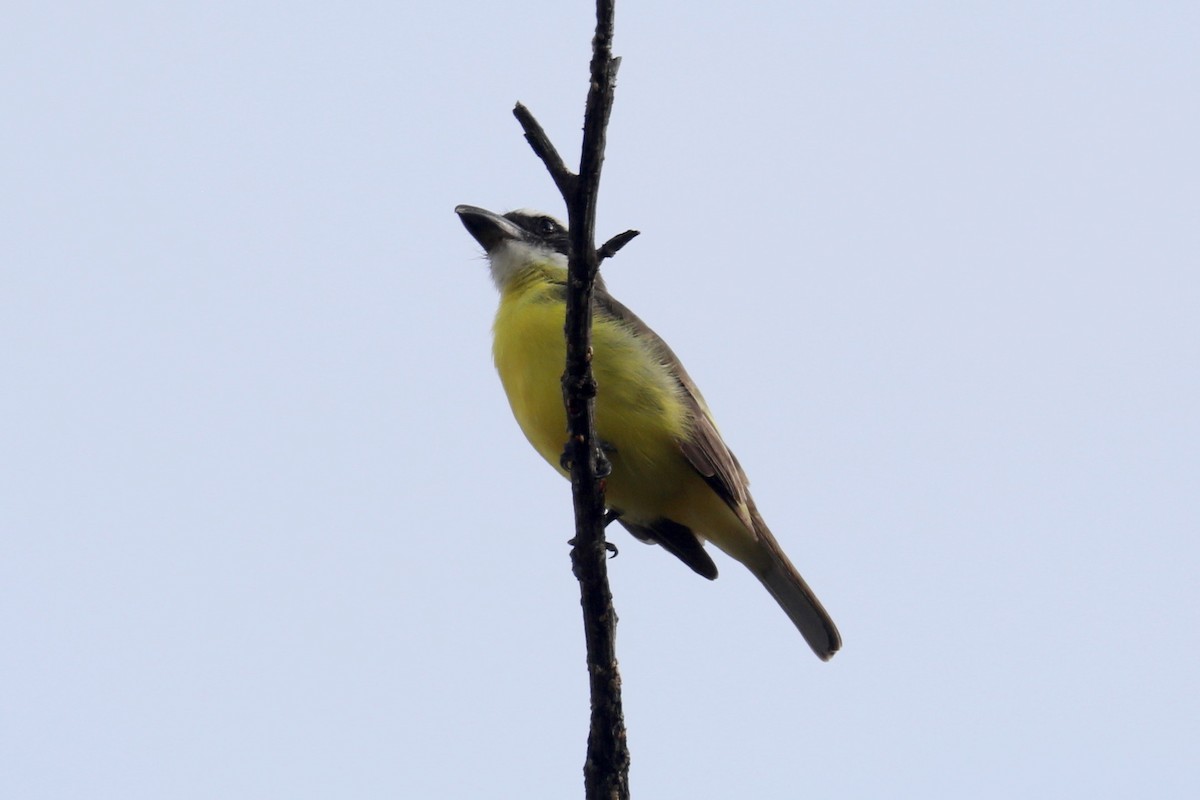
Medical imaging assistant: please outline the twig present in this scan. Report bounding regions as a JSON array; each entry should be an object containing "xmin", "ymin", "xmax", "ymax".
[
  {"xmin": 511, "ymin": 1, "xmax": 631, "ymax": 798},
  {"xmin": 598, "ymin": 229, "xmax": 640, "ymax": 262},
  {"xmin": 513, "ymin": 103, "xmax": 576, "ymax": 200}
]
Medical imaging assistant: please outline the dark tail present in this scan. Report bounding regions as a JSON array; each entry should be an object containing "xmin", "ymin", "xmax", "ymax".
[{"xmin": 751, "ymin": 512, "xmax": 841, "ymax": 661}]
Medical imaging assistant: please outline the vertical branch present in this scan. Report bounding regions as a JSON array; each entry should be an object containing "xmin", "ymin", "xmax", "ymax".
[
  {"xmin": 566, "ymin": 2, "xmax": 627, "ymax": 795},
  {"xmin": 575, "ymin": 0, "xmax": 619, "ymax": 267},
  {"xmin": 513, "ymin": 2, "xmax": 630, "ymax": 798}
]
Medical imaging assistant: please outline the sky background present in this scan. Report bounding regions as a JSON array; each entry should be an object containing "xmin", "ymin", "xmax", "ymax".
[{"xmin": 3, "ymin": 2, "xmax": 1198, "ymax": 798}]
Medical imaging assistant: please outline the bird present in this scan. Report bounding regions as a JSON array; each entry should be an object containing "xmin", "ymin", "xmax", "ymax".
[{"xmin": 455, "ymin": 204, "xmax": 841, "ymax": 660}]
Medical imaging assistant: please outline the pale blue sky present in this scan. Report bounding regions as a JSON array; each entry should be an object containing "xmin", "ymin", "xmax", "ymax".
[{"xmin": 3, "ymin": 2, "xmax": 1198, "ymax": 798}]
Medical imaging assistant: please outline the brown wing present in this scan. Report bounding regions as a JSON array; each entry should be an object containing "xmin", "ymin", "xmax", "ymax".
[
  {"xmin": 595, "ymin": 290, "xmax": 842, "ymax": 659},
  {"xmin": 618, "ymin": 517, "xmax": 718, "ymax": 579},
  {"xmin": 593, "ymin": 288, "xmax": 753, "ymax": 522}
]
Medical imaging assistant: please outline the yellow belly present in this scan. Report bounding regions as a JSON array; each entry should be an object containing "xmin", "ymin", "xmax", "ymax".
[{"xmin": 492, "ymin": 283, "xmax": 698, "ymax": 522}]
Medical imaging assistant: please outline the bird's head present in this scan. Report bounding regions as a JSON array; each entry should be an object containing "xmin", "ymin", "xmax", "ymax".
[{"xmin": 455, "ymin": 205, "xmax": 569, "ymax": 290}]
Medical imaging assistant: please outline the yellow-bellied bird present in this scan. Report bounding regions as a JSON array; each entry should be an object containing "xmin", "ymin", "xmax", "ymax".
[{"xmin": 456, "ymin": 205, "xmax": 841, "ymax": 660}]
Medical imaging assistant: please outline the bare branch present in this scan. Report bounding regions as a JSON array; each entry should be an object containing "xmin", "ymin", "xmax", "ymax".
[
  {"xmin": 598, "ymin": 229, "xmax": 640, "ymax": 263},
  {"xmin": 512, "ymin": 2, "xmax": 630, "ymax": 798},
  {"xmin": 512, "ymin": 102, "xmax": 576, "ymax": 199}
]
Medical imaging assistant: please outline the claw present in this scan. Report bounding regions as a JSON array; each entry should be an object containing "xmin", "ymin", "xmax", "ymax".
[
  {"xmin": 561, "ymin": 440, "xmax": 615, "ymax": 478},
  {"xmin": 565, "ymin": 537, "xmax": 618, "ymax": 558},
  {"xmin": 595, "ymin": 449, "xmax": 612, "ymax": 478}
]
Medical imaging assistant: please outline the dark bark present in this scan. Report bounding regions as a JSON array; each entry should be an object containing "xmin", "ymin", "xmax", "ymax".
[{"xmin": 512, "ymin": 2, "xmax": 634, "ymax": 797}]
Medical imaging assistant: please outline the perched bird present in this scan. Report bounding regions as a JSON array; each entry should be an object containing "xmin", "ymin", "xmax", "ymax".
[{"xmin": 455, "ymin": 205, "xmax": 841, "ymax": 660}]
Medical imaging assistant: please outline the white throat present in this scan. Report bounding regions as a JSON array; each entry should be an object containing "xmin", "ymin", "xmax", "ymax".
[{"xmin": 488, "ymin": 239, "xmax": 568, "ymax": 290}]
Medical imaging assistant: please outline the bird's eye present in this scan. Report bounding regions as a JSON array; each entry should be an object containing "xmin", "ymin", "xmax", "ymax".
[{"xmin": 538, "ymin": 217, "xmax": 558, "ymax": 235}]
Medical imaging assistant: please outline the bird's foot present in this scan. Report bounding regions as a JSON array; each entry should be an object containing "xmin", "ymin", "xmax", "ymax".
[
  {"xmin": 559, "ymin": 441, "xmax": 614, "ymax": 478},
  {"xmin": 566, "ymin": 537, "xmax": 620, "ymax": 558}
]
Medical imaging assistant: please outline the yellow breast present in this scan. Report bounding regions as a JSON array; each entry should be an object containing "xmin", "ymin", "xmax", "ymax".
[
  {"xmin": 492, "ymin": 276, "xmax": 696, "ymax": 518},
  {"xmin": 492, "ymin": 282, "xmax": 573, "ymax": 471}
]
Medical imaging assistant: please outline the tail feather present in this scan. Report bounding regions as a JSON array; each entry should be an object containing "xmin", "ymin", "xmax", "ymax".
[{"xmin": 751, "ymin": 513, "xmax": 841, "ymax": 660}]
